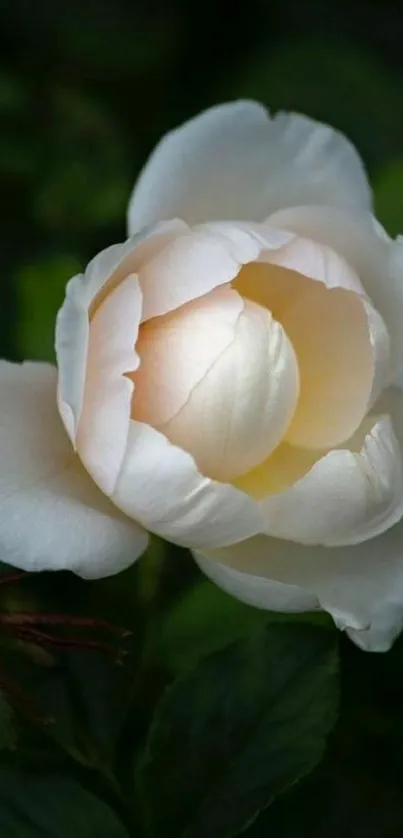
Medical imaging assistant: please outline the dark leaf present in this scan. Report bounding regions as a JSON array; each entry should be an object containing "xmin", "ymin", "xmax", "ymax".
[
  {"xmin": 155, "ymin": 579, "xmax": 330, "ymax": 674},
  {"xmin": 247, "ymin": 633, "xmax": 403, "ymax": 837},
  {"xmin": 0, "ymin": 690, "xmax": 17, "ymax": 751},
  {"xmin": 0, "ymin": 764, "xmax": 129, "ymax": 838},
  {"xmin": 138, "ymin": 624, "xmax": 339, "ymax": 838}
]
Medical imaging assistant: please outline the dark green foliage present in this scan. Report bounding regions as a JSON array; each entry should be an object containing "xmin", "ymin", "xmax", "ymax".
[
  {"xmin": 138, "ymin": 625, "xmax": 339, "ymax": 838},
  {"xmin": 0, "ymin": 766, "xmax": 130, "ymax": 838}
]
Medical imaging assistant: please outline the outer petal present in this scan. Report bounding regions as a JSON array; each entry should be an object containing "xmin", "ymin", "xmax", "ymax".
[
  {"xmin": 268, "ymin": 206, "xmax": 403, "ymax": 380},
  {"xmin": 127, "ymin": 101, "xmax": 371, "ymax": 232},
  {"xmin": 195, "ymin": 387, "xmax": 403, "ymax": 652},
  {"xmin": 0, "ymin": 362, "xmax": 148, "ymax": 578},
  {"xmin": 194, "ymin": 525, "xmax": 403, "ymax": 652},
  {"xmin": 194, "ymin": 549, "xmax": 318, "ymax": 613},
  {"xmin": 113, "ymin": 421, "xmax": 265, "ymax": 550},
  {"xmin": 56, "ymin": 220, "xmax": 186, "ymax": 443},
  {"xmin": 76, "ymin": 274, "xmax": 142, "ymax": 497},
  {"xmin": 128, "ymin": 101, "xmax": 371, "ymax": 232}
]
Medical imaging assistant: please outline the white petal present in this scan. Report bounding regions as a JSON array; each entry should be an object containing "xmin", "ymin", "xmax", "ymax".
[
  {"xmin": 260, "ymin": 412, "xmax": 403, "ymax": 546},
  {"xmin": 268, "ymin": 206, "xmax": 402, "ymax": 380},
  {"xmin": 193, "ymin": 522, "xmax": 403, "ymax": 652},
  {"xmin": 195, "ymin": 388, "xmax": 403, "ymax": 651},
  {"xmin": 113, "ymin": 421, "xmax": 265, "ymax": 550},
  {"xmin": 0, "ymin": 362, "xmax": 148, "ymax": 578},
  {"xmin": 56, "ymin": 220, "xmax": 185, "ymax": 442},
  {"xmin": 76, "ymin": 275, "xmax": 142, "ymax": 497},
  {"xmin": 194, "ymin": 549, "xmax": 318, "ymax": 613},
  {"xmin": 362, "ymin": 300, "xmax": 391, "ymax": 408},
  {"xmin": 127, "ymin": 101, "xmax": 371, "ymax": 232},
  {"xmin": 138, "ymin": 222, "xmax": 291, "ymax": 322}
]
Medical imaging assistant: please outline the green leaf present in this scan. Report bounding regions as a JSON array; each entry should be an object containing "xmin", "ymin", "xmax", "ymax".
[
  {"xmin": 246, "ymin": 633, "xmax": 403, "ymax": 837},
  {"xmin": 138, "ymin": 624, "xmax": 339, "ymax": 838},
  {"xmin": 0, "ymin": 690, "xmax": 17, "ymax": 751},
  {"xmin": 154, "ymin": 581, "xmax": 269, "ymax": 672},
  {"xmin": 155, "ymin": 579, "xmax": 331, "ymax": 673},
  {"xmin": 0, "ymin": 764, "xmax": 129, "ymax": 838}
]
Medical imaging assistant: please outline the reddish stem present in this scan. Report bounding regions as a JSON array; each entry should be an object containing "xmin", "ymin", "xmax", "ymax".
[
  {"xmin": 13, "ymin": 627, "xmax": 120, "ymax": 659},
  {"xmin": 0, "ymin": 612, "xmax": 127, "ymax": 635}
]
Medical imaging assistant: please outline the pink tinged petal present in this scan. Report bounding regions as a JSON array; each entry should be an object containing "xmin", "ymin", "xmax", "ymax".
[
  {"xmin": 268, "ymin": 205, "xmax": 402, "ymax": 380},
  {"xmin": 158, "ymin": 298, "xmax": 300, "ymax": 482},
  {"xmin": 56, "ymin": 220, "xmax": 186, "ymax": 443},
  {"xmin": 138, "ymin": 222, "xmax": 292, "ymax": 323},
  {"xmin": 0, "ymin": 362, "xmax": 148, "ymax": 578},
  {"xmin": 127, "ymin": 101, "xmax": 371, "ymax": 233},
  {"xmin": 261, "ymin": 412, "xmax": 403, "ymax": 546},
  {"xmin": 76, "ymin": 275, "xmax": 142, "ymax": 497},
  {"xmin": 113, "ymin": 422, "xmax": 265, "ymax": 550},
  {"xmin": 131, "ymin": 286, "xmax": 245, "ymax": 427}
]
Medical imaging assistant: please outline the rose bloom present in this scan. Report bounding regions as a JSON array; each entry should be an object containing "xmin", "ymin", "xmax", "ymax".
[{"xmin": 2, "ymin": 102, "xmax": 403, "ymax": 651}]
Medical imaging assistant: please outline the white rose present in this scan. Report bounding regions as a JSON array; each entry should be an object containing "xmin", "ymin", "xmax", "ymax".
[{"xmin": 2, "ymin": 101, "xmax": 403, "ymax": 651}]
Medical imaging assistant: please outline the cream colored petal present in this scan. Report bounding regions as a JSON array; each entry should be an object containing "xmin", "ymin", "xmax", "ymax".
[
  {"xmin": 233, "ymin": 441, "xmax": 322, "ymax": 499},
  {"xmin": 282, "ymin": 284, "xmax": 373, "ymax": 449},
  {"xmin": 237, "ymin": 240, "xmax": 388, "ymax": 449},
  {"xmin": 113, "ymin": 421, "xmax": 265, "ymax": 550},
  {"xmin": 56, "ymin": 220, "xmax": 185, "ymax": 442},
  {"xmin": 127, "ymin": 101, "xmax": 371, "ymax": 232},
  {"xmin": 76, "ymin": 275, "xmax": 142, "ymax": 497},
  {"xmin": 0, "ymin": 362, "xmax": 148, "ymax": 578},
  {"xmin": 268, "ymin": 205, "xmax": 402, "ymax": 380},
  {"xmin": 261, "ymin": 412, "xmax": 403, "ymax": 546},
  {"xmin": 160, "ymin": 299, "xmax": 299, "ymax": 482}
]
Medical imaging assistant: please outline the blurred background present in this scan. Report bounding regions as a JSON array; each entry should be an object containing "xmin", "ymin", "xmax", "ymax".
[{"xmin": 1, "ymin": 0, "xmax": 403, "ymax": 364}]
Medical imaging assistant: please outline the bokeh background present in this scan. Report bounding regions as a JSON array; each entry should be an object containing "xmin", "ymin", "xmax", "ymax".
[
  {"xmin": 2, "ymin": 0, "xmax": 403, "ymax": 364},
  {"xmin": 2, "ymin": 3, "xmax": 403, "ymax": 836}
]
